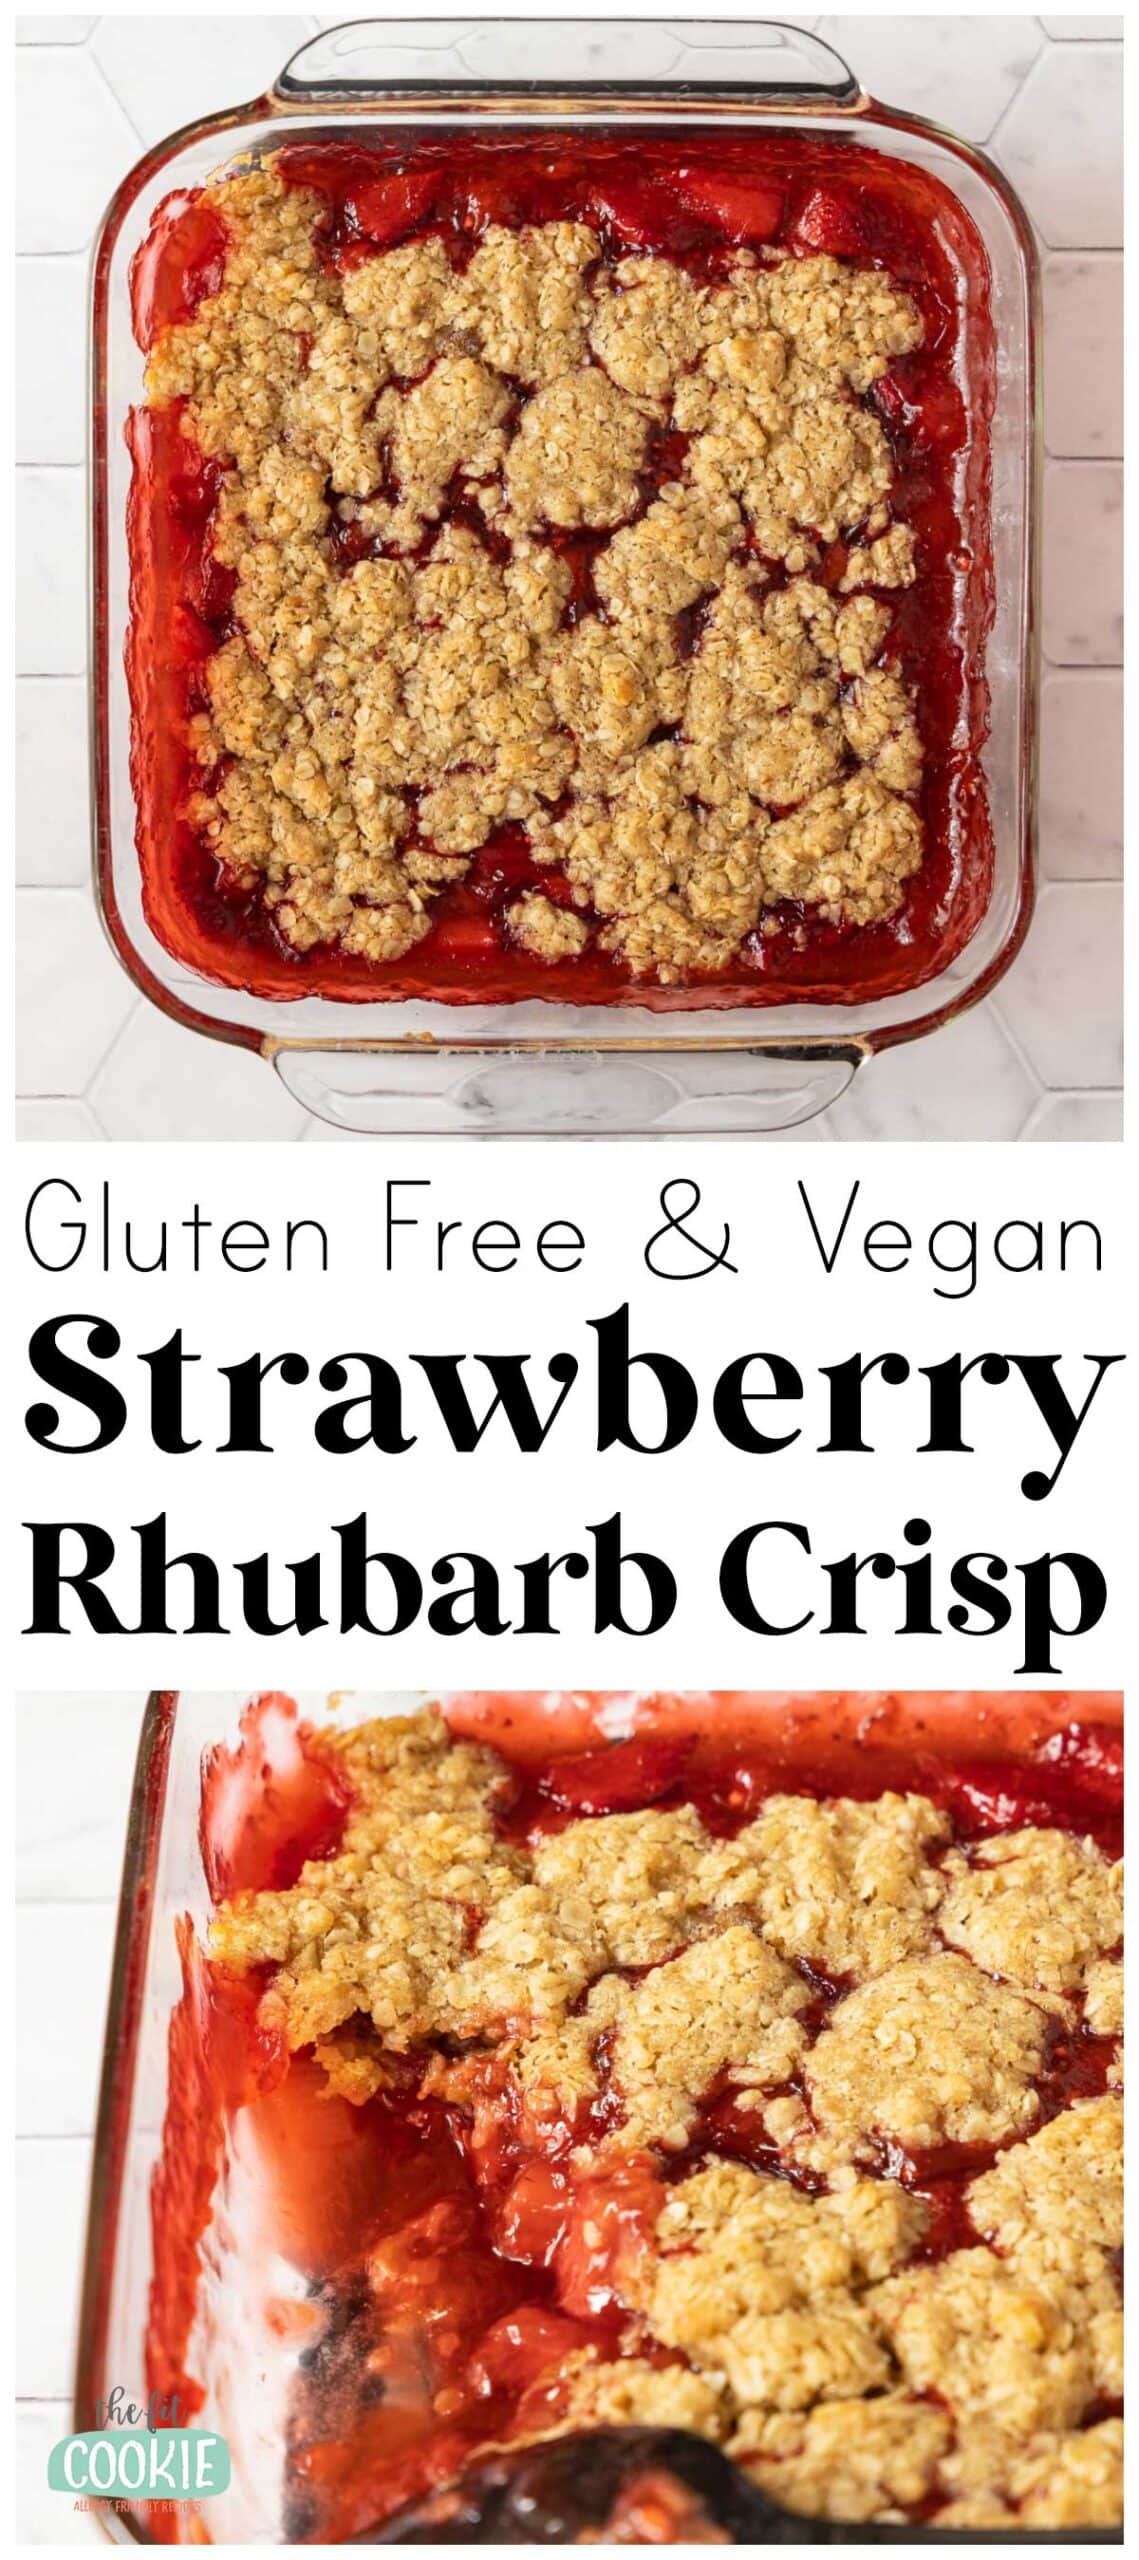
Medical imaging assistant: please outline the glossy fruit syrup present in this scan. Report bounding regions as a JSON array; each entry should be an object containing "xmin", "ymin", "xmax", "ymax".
[
  {"xmin": 141, "ymin": 1694, "xmax": 1120, "ymax": 2541},
  {"xmin": 127, "ymin": 128, "xmax": 999, "ymax": 1011}
]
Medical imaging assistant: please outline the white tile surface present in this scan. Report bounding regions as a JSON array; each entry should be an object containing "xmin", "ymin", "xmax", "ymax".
[
  {"xmin": 18, "ymin": 2403, "xmax": 104, "ymax": 2547},
  {"xmin": 16, "ymin": 1098, "xmax": 103, "ymax": 1141},
  {"xmin": 15, "ymin": 1698, "xmax": 144, "ymax": 2544},
  {"xmin": 17, "ymin": 1905, "xmax": 118, "ymax": 2137},
  {"xmin": 17, "ymin": 259, "xmax": 88, "ymax": 465},
  {"xmin": 1042, "ymin": 461, "xmax": 1124, "ymax": 664},
  {"xmin": 15, "ymin": 44, "xmax": 137, "ymax": 251},
  {"xmin": 16, "ymin": 468, "xmax": 87, "ymax": 675},
  {"xmin": 814, "ymin": 14, "xmax": 1043, "ymax": 140},
  {"xmin": 1022, "ymin": 1092, "xmax": 1124, "ymax": 1141},
  {"xmin": 1040, "ymin": 18, "xmax": 1123, "ymax": 37},
  {"xmin": 16, "ymin": 1693, "xmax": 142, "ymax": 1900},
  {"xmin": 818, "ymin": 1001, "xmax": 1037, "ymax": 1143},
  {"xmin": 12, "ymin": 18, "xmax": 1123, "ymax": 1140},
  {"xmin": 91, "ymin": 13, "xmax": 312, "ymax": 144},
  {"xmin": 17, "ymin": 677, "xmax": 91, "ymax": 883},
  {"xmin": 996, "ymin": 884, "xmax": 1124, "ymax": 1088},
  {"xmin": 1043, "ymin": 254, "xmax": 1123, "ymax": 456},
  {"xmin": 17, "ymin": 2138, "xmax": 93, "ymax": 2399},
  {"xmin": 88, "ymin": 1003, "xmax": 311, "ymax": 1140},
  {"xmin": 997, "ymin": 42, "xmax": 1122, "ymax": 246},
  {"xmin": 1039, "ymin": 669, "xmax": 1122, "ymax": 877},
  {"xmin": 18, "ymin": 16, "xmax": 98, "ymax": 36},
  {"xmin": 16, "ymin": 889, "xmax": 135, "ymax": 1092}
]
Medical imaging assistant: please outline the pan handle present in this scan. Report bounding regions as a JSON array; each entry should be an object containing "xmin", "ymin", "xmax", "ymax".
[
  {"xmin": 270, "ymin": 1042, "xmax": 862, "ymax": 1137},
  {"xmin": 272, "ymin": 19, "xmax": 864, "ymax": 111}
]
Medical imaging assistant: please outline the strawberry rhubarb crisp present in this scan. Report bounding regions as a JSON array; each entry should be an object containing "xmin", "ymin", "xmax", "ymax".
[
  {"xmin": 128, "ymin": 134, "xmax": 996, "ymax": 1006},
  {"xmin": 149, "ymin": 1698, "xmax": 1123, "ymax": 2539}
]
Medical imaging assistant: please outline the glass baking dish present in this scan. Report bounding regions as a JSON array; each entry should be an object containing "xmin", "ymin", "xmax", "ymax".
[
  {"xmin": 75, "ymin": 1688, "xmax": 1121, "ymax": 2545},
  {"xmin": 92, "ymin": 18, "xmax": 1039, "ymax": 1135}
]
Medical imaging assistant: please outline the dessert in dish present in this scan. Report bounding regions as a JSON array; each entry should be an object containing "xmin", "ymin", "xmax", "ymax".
[
  {"xmin": 146, "ymin": 1695, "xmax": 1122, "ymax": 2540},
  {"xmin": 128, "ymin": 131, "xmax": 996, "ymax": 1007}
]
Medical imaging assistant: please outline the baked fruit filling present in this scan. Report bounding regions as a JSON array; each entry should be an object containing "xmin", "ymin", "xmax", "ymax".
[
  {"xmin": 128, "ymin": 134, "xmax": 995, "ymax": 1005},
  {"xmin": 159, "ymin": 1702, "xmax": 1123, "ymax": 2539}
]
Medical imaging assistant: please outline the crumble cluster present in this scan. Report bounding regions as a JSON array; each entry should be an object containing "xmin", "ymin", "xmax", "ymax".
[
  {"xmin": 145, "ymin": 165, "xmax": 927, "ymax": 982},
  {"xmin": 210, "ymin": 1708, "xmax": 1123, "ymax": 2530}
]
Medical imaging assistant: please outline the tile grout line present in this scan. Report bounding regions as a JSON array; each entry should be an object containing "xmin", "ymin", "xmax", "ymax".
[
  {"xmin": 79, "ymin": 990, "xmax": 143, "ymax": 1098},
  {"xmin": 85, "ymin": 36, "xmax": 148, "ymax": 151}
]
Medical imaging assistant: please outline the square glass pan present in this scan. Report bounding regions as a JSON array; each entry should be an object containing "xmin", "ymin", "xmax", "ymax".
[
  {"xmin": 92, "ymin": 20, "xmax": 1039, "ymax": 1135},
  {"xmin": 76, "ymin": 1688, "xmax": 1120, "ymax": 2546}
]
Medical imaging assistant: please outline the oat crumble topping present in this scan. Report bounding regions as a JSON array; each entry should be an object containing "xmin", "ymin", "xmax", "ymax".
[
  {"xmin": 209, "ymin": 1708, "xmax": 1124, "ymax": 2528},
  {"xmin": 146, "ymin": 165, "xmax": 928, "ymax": 983}
]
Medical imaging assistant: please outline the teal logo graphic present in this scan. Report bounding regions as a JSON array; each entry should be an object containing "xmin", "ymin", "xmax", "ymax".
[{"xmin": 49, "ymin": 2426, "xmax": 230, "ymax": 2500}]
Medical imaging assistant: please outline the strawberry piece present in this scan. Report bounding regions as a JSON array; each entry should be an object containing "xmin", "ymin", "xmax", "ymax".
[
  {"xmin": 873, "ymin": 371, "xmax": 913, "ymax": 431},
  {"xmin": 675, "ymin": 172, "xmax": 784, "ymax": 245},
  {"xmin": 938, "ymin": 1751, "xmax": 1121, "ymax": 1858},
  {"xmin": 431, "ymin": 906, "xmax": 502, "ymax": 962},
  {"xmin": 468, "ymin": 2305, "xmax": 595, "ymax": 2397},
  {"xmin": 908, "ymin": 376, "xmax": 965, "ymax": 451},
  {"xmin": 586, "ymin": 176, "xmax": 684, "ymax": 249},
  {"xmin": 554, "ymin": 2158, "xmax": 664, "ymax": 2320},
  {"xmin": 538, "ymin": 1736, "xmax": 691, "ymax": 1815},
  {"xmin": 792, "ymin": 186, "xmax": 868, "ymax": 258},
  {"xmin": 491, "ymin": 2164, "xmax": 573, "ymax": 2269},
  {"xmin": 876, "ymin": 369, "xmax": 962, "ymax": 451},
  {"xmin": 1035, "ymin": 1719, "xmax": 1124, "ymax": 1797},
  {"xmin": 345, "ymin": 167, "xmax": 440, "ymax": 248}
]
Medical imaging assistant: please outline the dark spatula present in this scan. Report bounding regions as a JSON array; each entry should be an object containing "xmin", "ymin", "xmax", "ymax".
[{"xmin": 350, "ymin": 2425, "xmax": 1122, "ymax": 2544}]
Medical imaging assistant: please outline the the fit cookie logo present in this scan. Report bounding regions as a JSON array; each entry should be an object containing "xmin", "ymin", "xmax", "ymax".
[{"xmin": 49, "ymin": 2388, "xmax": 230, "ymax": 2505}]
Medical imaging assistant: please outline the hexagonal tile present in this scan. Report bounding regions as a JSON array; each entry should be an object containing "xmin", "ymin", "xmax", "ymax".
[
  {"xmin": 1043, "ymin": 254, "xmax": 1122, "ymax": 456},
  {"xmin": 17, "ymin": 677, "xmax": 90, "ymax": 884},
  {"xmin": 16, "ymin": 888, "xmax": 136, "ymax": 1093},
  {"xmin": 17, "ymin": 256, "xmax": 87, "ymax": 466},
  {"xmin": 16, "ymin": 18, "xmax": 96, "ymax": 42},
  {"xmin": 17, "ymin": 2138, "xmax": 92, "ymax": 2397},
  {"xmin": 995, "ymin": 883, "xmax": 1123, "ymax": 1087},
  {"xmin": 1040, "ymin": 19, "xmax": 1123, "ymax": 38},
  {"xmin": 16, "ymin": 1097, "xmax": 102, "ymax": 1142},
  {"xmin": 815, "ymin": 15, "xmax": 1042, "ymax": 142},
  {"xmin": 89, "ymin": 1002, "xmax": 311, "ymax": 1140},
  {"xmin": 996, "ymin": 43, "xmax": 1121, "ymax": 247},
  {"xmin": 1022, "ymin": 1092, "xmax": 1122, "ymax": 1141},
  {"xmin": 16, "ymin": 469, "xmax": 86, "ymax": 676},
  {"xmin": 19, "ymin": 2401, "xmax": 104, "ymax": 2549},
  {"xmin": 92, "ymin": 15, "xmax": 313, "ymax": 148},
  {"xmin": 1040, "ymin": 670, "xmax": 1122, "ymax": 878},
  {"xmin": 1043, "ymin": 462, "xmax": 1123, "ymax": 665},
  {"xmin": 817, "ymin": 1000, "xmax": 1037, "ymax": 1142},
  {"xmin": 15, "ymin": 46, "xmax": 137, "ymax": 252}
]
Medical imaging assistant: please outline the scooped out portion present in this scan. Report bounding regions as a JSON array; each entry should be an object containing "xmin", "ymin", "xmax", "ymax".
[{"xmin": 147, "ymin": 1697, "xmax": 1123, "ymax": 2540}]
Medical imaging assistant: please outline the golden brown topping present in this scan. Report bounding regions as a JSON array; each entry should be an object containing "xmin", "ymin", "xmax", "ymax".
[
  {"xmin": 840, "ymin": 523, "xmax": 917, "ymax": 590},
  {"xmin": 702, "ymin": 1791, "xmax": 950, "ymax": 1980},
  {"xmin": 967, "ymin": 2095, "xmax": 1123, "ymax": 2257},
  {"xmin": 733, "ymin": 2393, "xmax": 952, "ymax": 2525},
  {"xmin": 509, "ymin": 892, "xmax": 591, "ymax": 960},
  {"xmin": 802, "ymin": 1953, "xmax": 1051, "ymax": 2162},
  {"xmin": 871, "ymin": 2240, "xmax": 1121, "ymax": 2447},
  {"xmin": 146, "ymin": 166, "xmax": 932, "ymax": 977},
  {"xmin": 454, "ymin": 221, "xmax": 600, "ymax": 383},
  {"xmin": 505, "ymin": 367, "xmax": 651, "ymax": 530},
  {"xmin": 589, "ymin": 255, "xmax": 707, "ymax": 399},
  {"xmin": 939, "ymin": 1828, "xmax": 1123, "ymax": 1993}
]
